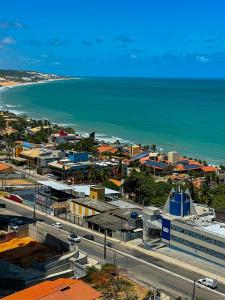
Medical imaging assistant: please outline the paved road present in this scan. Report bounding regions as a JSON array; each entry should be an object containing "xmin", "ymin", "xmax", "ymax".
[{"xmin": 1, "ymin": 200, "xmax": 225, "ymax": 300}]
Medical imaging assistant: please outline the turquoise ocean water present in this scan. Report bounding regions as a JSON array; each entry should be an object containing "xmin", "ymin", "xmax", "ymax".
[{"xmin": 0, "ymin": 77, "xmax": 225, "ymax": 165}]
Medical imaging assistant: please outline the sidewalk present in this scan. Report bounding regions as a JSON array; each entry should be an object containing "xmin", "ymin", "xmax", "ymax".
[{"xmin": 2, "ymin": 196, "xmax": 225, "ymax": 285}]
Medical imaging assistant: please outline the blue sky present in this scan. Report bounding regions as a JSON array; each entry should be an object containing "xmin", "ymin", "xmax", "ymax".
[{"xmin": 0, "ymin": 0, "xmax": 225, "ymax": 78}]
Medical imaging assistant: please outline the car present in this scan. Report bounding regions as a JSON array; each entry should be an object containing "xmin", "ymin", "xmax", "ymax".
[
  {"xmin": 47, "ymin": 174, "xmax": 60, "ymax": 181},
  {"xmin": 52, "ymin": 222, "xmax": 62, "ymax": 229},
  {"xmin": 10, "ymin": 224, "xmax": 19, "ymax": 231},
  {"xmin": 198, "ymin": 278, "xmax": 218, "ymax": 289},
  {"xmin": 0, "ymin": 203, "xmax": 6, "ymax": 208},
  {"xmin": 83, "ymin": 234, "xmax": 94, "ymax": 241},
  {"xmin": 68, "ymin": 233, "xmax": 81, "ymax": 243}
]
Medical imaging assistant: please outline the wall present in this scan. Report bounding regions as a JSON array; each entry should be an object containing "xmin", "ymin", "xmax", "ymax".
[
  {"xmin": 170, "ymin": 220, "xmax": 225, "ymax": 266},
  {"xmin": 68, "ymin": 151, "xmax": 88, "ymax": 163}
]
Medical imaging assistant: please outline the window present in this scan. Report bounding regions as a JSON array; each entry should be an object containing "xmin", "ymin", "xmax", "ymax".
[
  {"xmin": 171, "ymin": 224, "xmax": 225, "ymax": 248},
  {"xmin": 171, "ymin": 235, "xmax": 225, "ymax": 260}
]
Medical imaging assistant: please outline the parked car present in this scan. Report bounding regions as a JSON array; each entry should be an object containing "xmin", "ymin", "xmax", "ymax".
[
  {"xmin": 68, "ymin": 233, "xmax": 81, "ymax": 243},
  {"xmin": 83, "ymin": 234, "xmax": 94, "ymax": 241},
  {"xmin": 0, "ymin": 203, "xmax": 6, "ymax": 208},
  {"xmin": 52, "ymin": 222, "xmax": 62, "ymax": 229},
  {"xmin": 198, "ymin": 278, "xmax": 218, "ymax": 289}
]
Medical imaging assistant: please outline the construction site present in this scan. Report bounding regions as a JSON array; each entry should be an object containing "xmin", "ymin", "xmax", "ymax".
[{"xmin": 0, "ymin": 221, "xmax": 88, "ymax": 296}]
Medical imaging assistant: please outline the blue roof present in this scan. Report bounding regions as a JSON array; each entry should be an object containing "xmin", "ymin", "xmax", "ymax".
[
  {"xmin": 131, "ymin": 150, "xmax": 150, "ymax": 161},
  {"xmin": 183, "ymin": 164, "xmax": 201, "ymax": 170},
  {"xmin": 144, "ymin": 160, "xmax": 168, "ymax": 169},
  {"xmin": 175, "ymin": 159, "xmax": 189, "ymax": 165}
]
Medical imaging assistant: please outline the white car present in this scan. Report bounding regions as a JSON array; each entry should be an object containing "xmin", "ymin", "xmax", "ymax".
[
  {"xmin": 52, "ymin": 222, "xmax": 62, "ymax": 229},
  {"xmin": 10, "ymin": 224, "xmax": 19, "ymax": 231},
  {"xmin": 198, "ymin": 278, "xmax": 218, "ymax": 289},
  {"xmin": 47, "ymin": 174, "xmax": 58, "ymax": 180},
  {"xmin": 68, "ymin": 233, "xmax": 81, "ymax": 243}
]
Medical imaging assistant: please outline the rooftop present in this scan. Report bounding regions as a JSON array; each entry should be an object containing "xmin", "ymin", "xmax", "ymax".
[
  {"xmin": 71, "ymin": 197, "xmax": 117, "ymax": 213},
  {"xmin": 86, "ymin": 212, "xmax": 132, "ymax": 231},
  {"xmin": 0, "ymin": 162, "xmax": 12, "ymax": 172},
  {"xmin": 37, "ymin": 180, "xmax": 73, "ymax": 192},
  {"xmin": 73, "ymin": 184, "xmax": 120, "ymax": 195},
  {"xmin": 2, "ymin": 278, "xmax": 101, "ymax": 300},
  {"xmin": 109, "ymin": 199, "xmax": 140, "ymax": 209}
]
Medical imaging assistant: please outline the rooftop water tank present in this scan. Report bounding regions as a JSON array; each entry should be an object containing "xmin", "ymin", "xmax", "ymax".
[{"xmin": 130, "ymin": 211, "xmax": 138, "ymax": 219}]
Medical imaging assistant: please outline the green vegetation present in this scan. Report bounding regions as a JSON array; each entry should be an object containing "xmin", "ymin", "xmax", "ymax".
[
  {"xmin": 85, "ymin": 264, "xmax": 150, "ymax": 300},
  {"xmin": 56, "ymin": 142, "xmax": 75, "ymax": 151},
  {"xmin": 74, "ymin": 137, "xmax": 96, "ymax": 152},
  {"xmin": 103, "ymin": 180, "xmax": 120, "ymax": 191},
  {"xmin": 123, "ymin": 170, "xmax": 172, "ymax": 206},
  {"xmin": 0, "ymin": 115, "xmax": 6, "ymax": 130},
  {"xmin": 0, "ymin": 69, "xmax": 61, "ymax": 82}
]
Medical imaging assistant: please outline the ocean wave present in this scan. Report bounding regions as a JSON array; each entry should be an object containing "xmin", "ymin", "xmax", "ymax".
[
  {"xmin": 5, "ymin": 104, "xmax": 20, "ymax": 108},
  {"xmin": 5, "ymin": 109, "xmax": 27, "ymax": 115},
  {"xmin": 56, "ymin": 123, "xmax": 77, "ymax": 127}
]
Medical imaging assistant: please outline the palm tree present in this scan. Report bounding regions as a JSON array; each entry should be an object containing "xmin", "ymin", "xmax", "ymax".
[
  {"xmin": 199, "ymin": 184, "xmax": 212, "ymax": 205},
  {"xmin": 151, "ymin": 144, "xmax": 157, "ymax": 152},
  {"xmin": 5, "ymin": 133, "xmax": 16, "ymax": 159}
]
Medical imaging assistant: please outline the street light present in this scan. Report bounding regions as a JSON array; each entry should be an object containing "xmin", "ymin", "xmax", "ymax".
[
  {"xmin": 192, "ymin": 278, "xmax": 196, "ymax": 300},
  {"xmin": 104, "ymin": 228, "xmax": 107, "ymax": 261},
  {"xmin": 33, "ymin": 204, "xmax": 36, "ymax": 224}
]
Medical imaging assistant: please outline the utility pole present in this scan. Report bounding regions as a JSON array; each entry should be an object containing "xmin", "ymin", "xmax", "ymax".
[
  {"xmin": 104, "ymin": 228, "xmax": 107, "ymax": 261},
  {"xmin": 33, "ymin": 204, "xmax": 36, "ymax": 224},
  {"xmin": 192, "ymin": 279, "xmax": 196, "ymax": 300},
  {"xmin": 113, "ymin": 252, "xmax": 117, "ymax": 266}
]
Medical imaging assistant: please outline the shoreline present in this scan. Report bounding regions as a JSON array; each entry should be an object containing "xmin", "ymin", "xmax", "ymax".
[
  {"xmin": 0, "ymin": 79, "xmax": 223, "ymax": 166},
  {"xmin": 0, "ymin": 76, "xmax": 77, "ymax": 91}
]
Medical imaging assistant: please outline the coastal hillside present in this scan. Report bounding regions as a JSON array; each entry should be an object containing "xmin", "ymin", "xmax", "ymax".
[{"xmin": 0, "ymin": 69, "xmax": 62, "ymax": 86}]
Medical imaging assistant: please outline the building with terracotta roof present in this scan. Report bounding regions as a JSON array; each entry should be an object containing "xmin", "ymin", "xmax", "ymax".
[
  {"xmin": 2, "ymin": 278, "xmax": 101, "ymax": 300},
  {"xmin": 96, "ymin": 145, "xmax": 117, "ymax": 155},
  {"xmin": 109, "ymin": 178, "xmax": 122, "ymax": 187},
  {"xmin": 0, "ymin": 162, "xmax": 13, "ymax": 173},
  {"xmin": 201, "ymin": 166, "xmax": 217, "ymax": 173}
]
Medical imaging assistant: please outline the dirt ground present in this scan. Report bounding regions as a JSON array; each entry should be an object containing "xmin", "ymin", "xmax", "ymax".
[
  {"xmin": 0, "ymin": 237, "xmax": 57, "ymax": 267},
  {"xmin": 4, "ymin": 178, "xmax": 33, "ymax": 186}
]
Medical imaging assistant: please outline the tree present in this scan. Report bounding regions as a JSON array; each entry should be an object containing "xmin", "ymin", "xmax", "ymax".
[
  {"xmin": 0, "ymin": 115, "xmax": 6, "ymax": 130},
  {"xmin": 151, "ymin": 144, "xmax": 157, "ymax": 152},
  {"xmin": 123, "ymin": 170, "xmax": 172, "ymax": 207},
  {"xmin": 74, "ymin": 137, "xmax": 96, "ymax": 152},
  {"xmin": 5, "ymin": 133, "xmax": 17, "ymax": 159},
  {"xmin": 103, "ymin": 180, "xmax": 120, "ymax": 191},
  {"xmin": 199, "ymin": 184, "xmax": 212, "ymax": 205}
]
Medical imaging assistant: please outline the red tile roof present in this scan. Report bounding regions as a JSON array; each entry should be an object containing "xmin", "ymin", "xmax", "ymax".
[
  {"xmin": 97, "ymin": 145, "xmax": 117, "ymax": 154},
  {"xmin": 201, "ymin": 166, "xmax": 217, "ymax": 173},
  {"xmin": 109, "ymin": 179, "xmax": 122, "ymax": 186},
  {"xmin": 0, "ymin": 162, "xmax": 12, "ymax": 172},
  {"xmin": 2, "ymin": 278, "xmax": 101, "ymax": 300}
]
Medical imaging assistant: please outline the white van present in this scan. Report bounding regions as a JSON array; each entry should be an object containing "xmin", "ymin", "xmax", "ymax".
[{"xmin": 198, "ymin": 278, "xmax": 218, "ymax": 289}]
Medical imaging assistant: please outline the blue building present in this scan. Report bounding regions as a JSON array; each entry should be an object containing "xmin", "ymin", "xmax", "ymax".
[
  {"xmin": 68, "ymin": 151, "xmax": 88, "ymax": 163},
  {"xmin": 143, "ymin": 187, "xmax": 225, "ymax": 267}
]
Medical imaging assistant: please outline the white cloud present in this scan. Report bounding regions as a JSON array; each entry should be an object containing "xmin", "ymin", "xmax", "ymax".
[
  {"xmin": 52, "ymin": 61, "xmax": 61, "ymax": 65},
  {"xmin": 130, "ymin": 54, "xmax": 137, "ymax": 59},
  {"xmin": 1, "ymin": 36, "xmax": 16, "ymax": 45},
  {"xmin": 196, "ymin": 55, "xmax": 208, "ymax": 63},
  {"xmin": 20, "ymin": 56, "xmax": 41, "ymax": 64}
]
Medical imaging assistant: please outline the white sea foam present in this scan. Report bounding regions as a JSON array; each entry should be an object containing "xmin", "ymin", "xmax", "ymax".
[
  {"xmin": 5, "ymin": 109, "xmax": 26, "ymax": 115},
  {"xmin": 5, "ymin": 104, "xmax": 20, "ymax": 108},
  {"xmin": 56, "ymin": 123, "xmax": 77, "ymax": 127}
]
